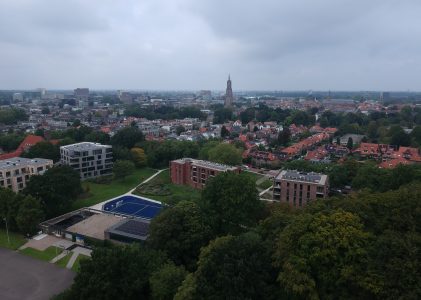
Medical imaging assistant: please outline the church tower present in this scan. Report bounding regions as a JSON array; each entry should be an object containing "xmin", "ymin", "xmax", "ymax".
[{"xmin": 224, "ymin": 75, "xmax": 234, "ymax": 108}]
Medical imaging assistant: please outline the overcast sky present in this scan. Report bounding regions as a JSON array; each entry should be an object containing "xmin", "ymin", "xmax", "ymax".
[{"xmin": 1, "ymin": 0, "xmax": 420, "ymax": 91}]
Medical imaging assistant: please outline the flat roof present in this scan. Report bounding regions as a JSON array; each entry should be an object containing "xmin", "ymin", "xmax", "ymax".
[
  {"xmin": 66, "ymin": 213, "xmax": 123, "ymax": 240},
  {"xmin": 275, "ymin": 169, "xmax": 328, "ymax": 185},
  {"xmin": 60, "ymin": 142, "xmax": 111, "ymax": 151},
  {"xmin": 173, "ymin": 158, "xmax": 238, "ymax": 171},
  {"xmin": 0, "ymin": 157, "xmax": 52, "ymax": 170},
  {"xmin": 106, "ymin": 219, "xmax": 151, "ymax": 241}
]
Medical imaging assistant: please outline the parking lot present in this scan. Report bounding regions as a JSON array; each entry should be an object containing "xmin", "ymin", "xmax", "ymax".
[{"xmin": 0, "ymin": 248, "xmax": 75, "ymax": 300}]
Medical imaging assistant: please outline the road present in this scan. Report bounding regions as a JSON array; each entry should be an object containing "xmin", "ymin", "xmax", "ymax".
[{"xmin": 0, "ymin": 248, "xmax": 75, "ymax": 300}]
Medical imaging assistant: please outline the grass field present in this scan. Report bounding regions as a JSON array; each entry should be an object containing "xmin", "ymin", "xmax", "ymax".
[
  {"xmin": 0, "ymin": 229, "xmax": 26, "ymax": 250},
  {"xmin": 243, "ymin": 171, "xmax": 265, "ymax": 182},
  {"xmin": 258, "ymin": 178, "xmax": 273, "ymax": 190},
  {"xmin": 72, "ymin": 167, "xmax": 157, "ymax": 209},
  {"xmin": 20, "ymin": 246, "xmax": 62, "ymax": 262},
  {"xmin": 134, "ymin": 170, "xmax": 201, "ymax": 205},
  {"xmin": 55, "ymin": 253, "xmax": 72, "ymax": 268},
  {"xmin": 72, "ymin": 254, "xmax": 90, "ymax": 272}
]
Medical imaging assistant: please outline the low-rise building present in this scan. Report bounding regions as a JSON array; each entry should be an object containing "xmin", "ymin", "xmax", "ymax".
[
  {"xmin": 170, "ymin": 158, "xmax": 240, "ymax": 189},
  {"xmin": 0, "ymin": 157, "xmax": 53, "ymax": 192},
  {"xmin": 60, "ymin": 142, "xmax": 113, "ymax": 180},
  {"xmin": 273, "ymin": 170, "xmax": 329, "ymax": 207}
]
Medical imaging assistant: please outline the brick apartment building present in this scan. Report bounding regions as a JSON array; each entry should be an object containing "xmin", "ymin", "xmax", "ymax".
[
  {"xmin": 170, "ymin": 158, "xmax": 240, "ymax": 189},
  {"xmin": 0, "ymin": 157, "xmax": 53, "ymax": 192},
  {"xmin": 273, "ymin": 170, "xmax": 329, "ymax": 207}
]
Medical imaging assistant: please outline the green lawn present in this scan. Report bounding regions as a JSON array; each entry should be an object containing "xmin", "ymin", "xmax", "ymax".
[
  {"xmin": 20, "ymin": 246, "xmax": 62, "ymax": 262},
  {"xmin": 72, "ymin": 254, "xmax": 90, "ymax": 272},
  {"xmin": 258, "ymin": 178, "xmax": 273, "ymax": 190},
  {"xmin": 134, "ymin": 170, "xmax": 201, "ymax": 205},
  {"xmin": 0, "ymin": 229, "xmax": 26, "ymax": 250},
  {"xmin": 55, "ymin": 253, "xmax": 72, "ymax": 268},
  {"xmin": 72, "ymin": 168, "xmax": 157, "ymax": 209},
  {"xmin": 243, "ymin": 171, "xmax": 265, "ymax": 182}
]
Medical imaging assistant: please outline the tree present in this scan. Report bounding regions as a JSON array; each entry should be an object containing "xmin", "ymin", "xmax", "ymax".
[
  {"xmin": 150, "ymin": 263, "xmax": 188, "ymax": 300},
  {"xmin": 390, "ymin": 127, "xmax": 411, "ymax": 147},
  {"xmin": 275, "ymin": 210, "xmax": 375, "ymax": 299},
  {"xmin": 130, "ymin": 147, "xmax": 147, "ymax": 168},
  {"xmin": 62, "ymin": 244, "xmax": 167, "ymax": 300},
  {"xmin": 111, "ymin": 127, "xmax": 144, "ymax": 149},
  {"xmin": 22, "ymin": 141, "xmax": 60, "ymax": 162},
  {"xmin": 41, "ymin": 107, "xmax": 50, "ymax": 115},
  {"xmin": 207, "ymin": 143, "xmax": 242, "ymax": 166},
  {"xmin": 200, "ymin": 172, "xmax": 263, "ymax": 235},
  {"xmin": 16, "ymin": 195, "xmax": 44, "ymax": 235},
  {"xmin": 176, "ymin": 125, "xmax": 186, "ymax": 136},
  {"xmin": 346, "ymin": 137, "xmax": 354, "ymax": 149},
  {"xmin": 148, "ymin": 201, "xmax": 212, "ymax": 270},
  {"xmin": 85, "ymin": 131, "xmax": 110, "ymax": 144},
  {"xmin": 213, "ymin": 107, "xmax": 233, "ymax": 124},
  {"xmin": 277, "ymin": 127, "xmax": 291, "ymax": 146},
  {"xmin": 175, "ymin": 233, "xmax": 278, "ymax": 300},
  {"xmin": 0, "ymin": 188, "xmax": 22, "ymax": 231},
  {"xmin": 113, "ymin": 160, "xmax": 135, "ymax": 180},
  {"xmin": 23, "ymin": 166, "xmax": 82, "ymax": 218},
  {"xmin": 220, "ymin": 125, "xmax": 229, "ymax": 138}
]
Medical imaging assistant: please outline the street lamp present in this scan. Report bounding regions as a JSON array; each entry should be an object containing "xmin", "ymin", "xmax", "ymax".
[{"xmin": 3, "ymin": 217, "xmax": 10, "ymax": 245}]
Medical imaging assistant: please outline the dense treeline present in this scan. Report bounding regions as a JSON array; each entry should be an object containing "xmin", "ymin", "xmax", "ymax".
[
  {"xmin": 0, "ymin": 165, "xmax": 82, "ymax": 235},
  {"xmin": 0, "ymin": 108, "xmax": 28, "ymax": 125},
  {"xmin": 58, "ymin": 172, "xmax": 421, "ymax": 300},
  {"xmin": 125, "ymin": 105, "xmax": 206, "ymax": 121}
]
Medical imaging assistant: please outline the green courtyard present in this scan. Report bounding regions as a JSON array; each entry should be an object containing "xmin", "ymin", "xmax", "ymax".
[
  {"xmin": 134, "ymin": 170, "xmax": 201, "ymax": 205},
  {"xmin": 72, "ymin": 167, "xmax": 157, "ymax": 209},
  {"xmin": 0, "ymin": 229, "xmax": 26, "ymax": 250},
  {"xmin": 20, "ymin": 246, "xmax": 63, "ymax": 262}
]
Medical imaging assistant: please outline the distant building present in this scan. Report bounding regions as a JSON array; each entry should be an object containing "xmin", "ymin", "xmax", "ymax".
[
  {"xmin": 170, "ymin": 158, "xmax": 240, "ymax": 189},
  {"xmin": 12, "ymin": 93, "xmax": 23, "ymax": 102},
  {"xmin": 273, "ymin": 170, "xmax": 329, "ymax": 207},
  {"xmin": 339, "ymin": 134, "xmax": 365, "ymax": 146},
  {"xmin": 224, "ymin": 75, "xmax": 234, "ymax": 108},
  {"xmin": 0, "ymin": 157, "xmax": 53, "ymax": 192},
  {"xmin": 74, "ymin": 88, "xmax": 89, "ymax": 99},
  {"xmin": 119, "ymin": 91, "xmax": 133, "ymax": 104},
  {"xmin": 60, "ymin": 142, "xmax": 113, "ymax": 180}
]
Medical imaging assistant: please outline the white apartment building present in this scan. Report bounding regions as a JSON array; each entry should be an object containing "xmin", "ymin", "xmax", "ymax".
[{"xmin": 60, "ymin": 142, "xmax": 113, "ymax": 180}]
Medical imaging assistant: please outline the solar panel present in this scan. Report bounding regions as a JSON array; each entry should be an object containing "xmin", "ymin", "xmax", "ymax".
[{"xmin": 114, "ymin": 219, "xmax": 150, "ymax": 237}]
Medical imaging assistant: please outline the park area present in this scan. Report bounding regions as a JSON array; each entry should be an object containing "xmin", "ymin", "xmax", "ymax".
[
  {"xmin": 134, "ymin": 170, "xmax": 201, "ymax": 204},
  {"xmin": 134, "ymin": 169, "xmax": 271, "ymax": 204},
  {"xmin": 72, "ymin": 167, "xmax": 157, "ymax": 210}
]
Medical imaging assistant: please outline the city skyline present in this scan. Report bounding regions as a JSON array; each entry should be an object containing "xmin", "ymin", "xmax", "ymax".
[{"xmin": 1, "ymin": 1, "xmax": 421, "ymax": 90}]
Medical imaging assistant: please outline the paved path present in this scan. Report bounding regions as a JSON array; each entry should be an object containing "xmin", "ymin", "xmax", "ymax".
[
  {"xmin": 0, "ymin": 248, "xmax": 74, "ymax": 300},
  {"xmin": 259, "ymin": 185, "xmax": 273, "ymax": 197},
  {"xmin": 66, "ymin": 247, "xmax": 92, "ymax": 269},
  {"xmin": 129, "ymin": 168, "xmax": 167, "ymax": 193},
  {"xmin": 89, "ymin": 169, "xmax": 165, "ymax": 210},
  {"xmin": 50, "ymin": 251, "xmax": 68, "ymax": 264},
  {"xmin": 66, "ymin": 252, "xmax": 79, "ymax": 269}
]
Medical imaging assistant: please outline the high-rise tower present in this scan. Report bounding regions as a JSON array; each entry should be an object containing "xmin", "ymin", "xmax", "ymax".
[{"xmin": 224, "ymin": 75, "xmax": 234, "ymax": 108}]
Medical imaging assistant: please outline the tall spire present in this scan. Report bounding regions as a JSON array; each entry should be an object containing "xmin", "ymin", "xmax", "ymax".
[{"xmin": 224, "ymin": 74, "xmax": 234, "ymax": 108}]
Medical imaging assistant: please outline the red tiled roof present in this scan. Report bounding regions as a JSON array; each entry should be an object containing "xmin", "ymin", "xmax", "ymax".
[{"xmin": 0, "ymin": 135, "xmax": 45, "ymax": 160}]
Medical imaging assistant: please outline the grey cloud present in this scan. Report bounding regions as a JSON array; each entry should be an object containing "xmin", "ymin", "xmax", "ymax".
[{"xmin": 0, "ymin": 0, "xmax": 420, "ymax": 90}]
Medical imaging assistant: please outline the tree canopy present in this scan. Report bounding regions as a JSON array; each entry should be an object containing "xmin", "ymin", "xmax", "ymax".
[
  {"xmin": 23, "ymin": 165, "xmax": 82, "ymax": 218},
  {"xmin": 200, "ymin": 172, "xmax": 263, "ymax": 235}
]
